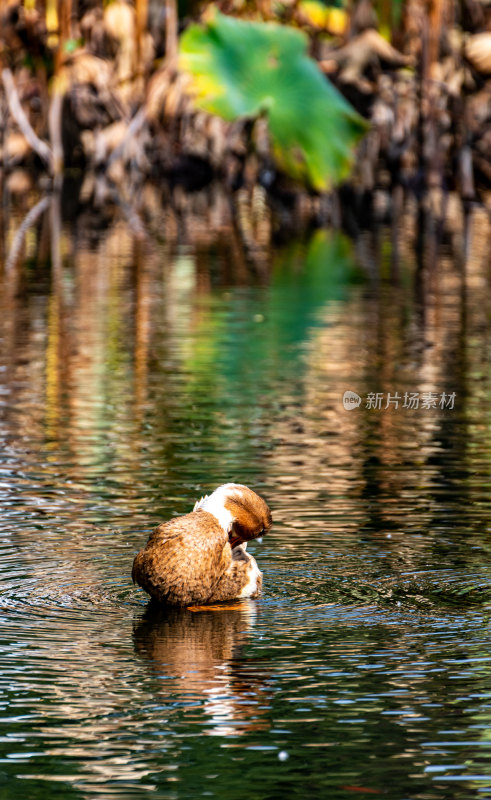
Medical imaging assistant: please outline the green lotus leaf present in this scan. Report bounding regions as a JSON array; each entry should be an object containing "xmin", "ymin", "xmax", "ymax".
[{"xmin": 179, "ymin": 10, "xmax": 368, "ymax": 190}]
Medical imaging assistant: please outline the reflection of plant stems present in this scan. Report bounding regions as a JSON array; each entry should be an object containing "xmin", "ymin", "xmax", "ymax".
[
  {"xmin": 50, "ymin": 189, "xmax": 62, "ymax": 278},
  {"xmin": 1, "ymin": 68, "xmax": 53, "ymax": 171}
]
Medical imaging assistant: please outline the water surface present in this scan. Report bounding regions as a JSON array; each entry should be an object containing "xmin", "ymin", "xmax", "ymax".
[{"xmin": 0, "ymin": 189, "xmax": 490, "ymax": 799}]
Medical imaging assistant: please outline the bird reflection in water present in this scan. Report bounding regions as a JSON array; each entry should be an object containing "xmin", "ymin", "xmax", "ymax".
[{"xmin": 133, "ymin": 601, "xmax": 271, "ymax": 736}]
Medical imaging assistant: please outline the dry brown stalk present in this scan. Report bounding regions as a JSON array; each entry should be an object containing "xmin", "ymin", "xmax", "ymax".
[{"xmin": 1, "ymin": 67, "xmax": 54, "ymax": 171}]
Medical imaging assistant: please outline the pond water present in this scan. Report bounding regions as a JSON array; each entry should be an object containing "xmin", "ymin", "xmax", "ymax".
[{"xmin": 0, "ymin": 186, "xmax": 490, "ymax": 800}]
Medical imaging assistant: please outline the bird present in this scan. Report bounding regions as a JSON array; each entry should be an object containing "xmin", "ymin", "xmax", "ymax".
[{"xmin": 132, "ymin": 483, "xmax": 272, "ymax": 607}]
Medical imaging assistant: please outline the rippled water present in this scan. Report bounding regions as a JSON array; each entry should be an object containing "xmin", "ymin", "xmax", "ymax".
[{"xmin": 0, "ymin": 189, "xmax": 490, "ymax": 799}]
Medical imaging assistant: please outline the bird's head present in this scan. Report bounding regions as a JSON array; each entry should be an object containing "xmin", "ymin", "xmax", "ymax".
[{"xmin": 194, "ymin": 483, "xmax": 272, "ymax": 548}]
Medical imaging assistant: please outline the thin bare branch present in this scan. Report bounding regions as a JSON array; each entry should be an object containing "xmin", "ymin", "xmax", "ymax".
[
  {"xmin": 106, "ymin": 105, "xmax": 147, "ymax": 167},
  {"xmin": 5, "ymin": 196, "xmax": 51, "ymax": 272},
  {"xmin": 48, "ymin": 86, "xmax": 64, "ymax": 176},
  {"xmin": 1, "ymin": 68, "xmax": 54, "ymax": 171}
]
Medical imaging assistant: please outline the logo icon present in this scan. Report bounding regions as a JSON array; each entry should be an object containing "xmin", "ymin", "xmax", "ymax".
[{"xmin": 343, "ymin": 390, "xmax": 361, "ymax": 410}]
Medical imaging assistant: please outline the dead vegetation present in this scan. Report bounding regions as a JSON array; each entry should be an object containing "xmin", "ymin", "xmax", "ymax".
[{"xmin": 1, "ymin": 0, "xmax": 491, "ymax": 239}]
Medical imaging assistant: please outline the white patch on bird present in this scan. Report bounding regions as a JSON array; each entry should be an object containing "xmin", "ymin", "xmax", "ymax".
[
  {"xmin": 193, "ymin": 483, "xmax": 244, "ymax": 534},
  {"xmin": 193, "ymin": 496, "xmax": 208, "ymax": 511},
  {"xmin": 239, "ymin": 557, "xmax": 261, "ymax": 598}
]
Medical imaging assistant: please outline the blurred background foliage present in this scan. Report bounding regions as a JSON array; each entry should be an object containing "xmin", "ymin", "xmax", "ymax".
[
  {"xmin": 179, "ymin": 10, "xmax": 368, "ymax": 190},
  {"xmin": 1, "ymin": 0, "xmax": 491, "ymax": 223}
]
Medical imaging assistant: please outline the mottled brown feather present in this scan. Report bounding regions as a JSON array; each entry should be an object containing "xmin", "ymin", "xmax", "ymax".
[
  {"xmin": 132, "ymin": 486, "xmax": 272, "ymax": 607},
  {"xmin": 207, "ymin": 550, "xmax": 263, "ymax": 602},
  {"xmin": 132, "ymin": 511, "xmax": 231, "ymax": 606}
]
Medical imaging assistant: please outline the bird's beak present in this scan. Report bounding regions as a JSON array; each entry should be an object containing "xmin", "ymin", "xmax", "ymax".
[{"xmin": 229, "ymin": 534, "xmax": 243, "ymax": 549}]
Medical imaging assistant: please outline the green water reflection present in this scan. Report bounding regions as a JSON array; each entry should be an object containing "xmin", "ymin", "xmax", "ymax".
[{"xmin": 0, "ymin": 191, "xmax": 489, "ymax": 799}]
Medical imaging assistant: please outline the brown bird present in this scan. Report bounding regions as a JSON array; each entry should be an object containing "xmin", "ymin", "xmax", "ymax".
[{"xmin": 132, "ymin": 483, "xmax": 272, "ymax": 607}]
